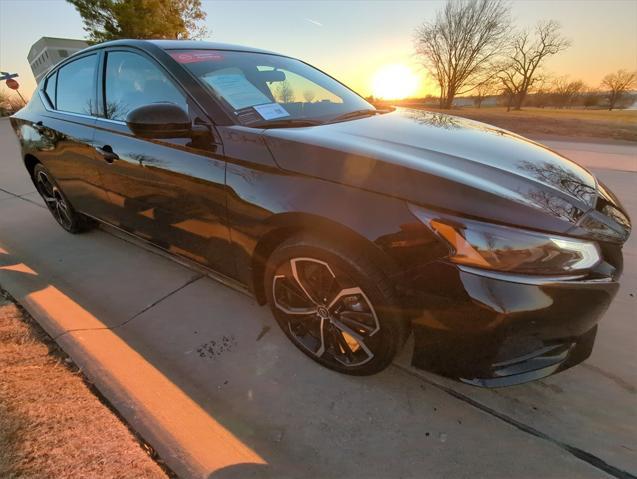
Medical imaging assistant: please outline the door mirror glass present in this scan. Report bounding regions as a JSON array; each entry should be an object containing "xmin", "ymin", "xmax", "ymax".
[{"xmin": 125, "ymin": 102, "xmax": 192, "ymax": 138}]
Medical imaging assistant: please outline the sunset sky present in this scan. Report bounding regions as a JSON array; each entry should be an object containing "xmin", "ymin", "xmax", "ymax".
[{"xmin": 1, "ymin": 0, "xmax": 636, "ymax": 100}]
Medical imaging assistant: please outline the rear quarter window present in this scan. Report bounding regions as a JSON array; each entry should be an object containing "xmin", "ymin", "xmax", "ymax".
[{"xmin": 44, "ymin": 72, "xmax": 57, "ymax": 108}]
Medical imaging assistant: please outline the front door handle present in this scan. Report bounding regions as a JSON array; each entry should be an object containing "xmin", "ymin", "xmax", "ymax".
[{"xmin": 97, "ymin": 145, "xmax": 119, "ymax": 163}]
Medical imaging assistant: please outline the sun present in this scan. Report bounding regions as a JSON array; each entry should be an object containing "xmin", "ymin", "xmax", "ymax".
[{"xmin": 371, "ymin": 64, "xmax": 419, "ymax": 100}]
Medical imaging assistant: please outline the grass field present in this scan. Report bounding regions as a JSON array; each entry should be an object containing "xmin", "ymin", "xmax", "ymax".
[
  {"xmin": 0, "ymin": 291, "xmax": 169, "ymax": 479},
  {"xmin": 401, "ymin": 106, "xmax": 637, "ymax": 142}
]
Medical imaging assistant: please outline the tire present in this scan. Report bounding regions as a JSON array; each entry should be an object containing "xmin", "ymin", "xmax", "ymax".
[
  {"xmin": 33, "ymin": 164, "xmax": 96, "ymax": 234},
  {"xmin": 264, "ymin": 233, "xmax": 407, "ymax": 375}
]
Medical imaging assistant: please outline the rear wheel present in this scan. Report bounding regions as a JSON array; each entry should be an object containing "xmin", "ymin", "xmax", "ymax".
[
  {"xmin": 33, "ymin": 164, "xmax": 95, "ymax": 234},
  {"xmin": 264, "ymin": 234, "xmax": 406, "ymax": 375}
]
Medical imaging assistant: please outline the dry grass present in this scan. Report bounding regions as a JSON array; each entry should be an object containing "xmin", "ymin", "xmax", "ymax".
[
  {"xmin": 402, "ymin": 106, "xmax": 637, "ymax": 142},
  {"xmin": 0, "ymin": 291, "xmax": 170, "ymax": 479}
]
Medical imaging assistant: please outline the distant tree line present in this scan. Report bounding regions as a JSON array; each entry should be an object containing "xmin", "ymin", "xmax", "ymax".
[
  {"xmin": 414, "ymin": 0, "xmax": 636, "ymax": 111},
  {"xmin": 468, "ymin": 70, "xmax": 637, "ymax": 110},
  {"xmin": 519, "ymin": 72, "xmax": 637, "ymax": 110}
]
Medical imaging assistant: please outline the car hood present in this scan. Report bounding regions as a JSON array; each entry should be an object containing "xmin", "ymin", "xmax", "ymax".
[{"xmin": 264, "ymin": 108, "xmax": 630, "ymax": 240}]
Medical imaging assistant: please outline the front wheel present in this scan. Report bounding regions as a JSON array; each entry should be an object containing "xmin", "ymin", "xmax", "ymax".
[
  {"xmin": 264, "ymin": 234, "xmax": 406, "ymax": 375},
  {"xmin": 33, "ymin": 164, "xmax": 95, "ymax": 234}
]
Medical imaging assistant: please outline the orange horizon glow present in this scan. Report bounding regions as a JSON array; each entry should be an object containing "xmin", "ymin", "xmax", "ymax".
[{"xmin": 1, "ymin": 1, "xmax": 636, "ymax": 101}]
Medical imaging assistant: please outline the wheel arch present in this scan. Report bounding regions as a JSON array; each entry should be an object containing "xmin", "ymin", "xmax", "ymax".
[
  {"xmin": 24, "ymin": 153, "xmax": 41, "ymax": 180},
  {"xmin": 250, "ymin": 212, "xmax": 400, "ymax": 305}
]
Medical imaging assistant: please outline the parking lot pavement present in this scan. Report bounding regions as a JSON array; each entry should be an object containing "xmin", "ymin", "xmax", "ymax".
[
  {"xmin": 539, "ymin": 139, "xmax": 637, "ymax": 173},
  {"xmin": 1, "ymin": 117, "xmax": 635, "ymax": 478}
]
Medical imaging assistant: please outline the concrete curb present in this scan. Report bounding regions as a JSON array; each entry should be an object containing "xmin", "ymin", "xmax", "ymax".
[{"xmin": 2, "ymin": 270, "xmax": 265, "ymax": 479}]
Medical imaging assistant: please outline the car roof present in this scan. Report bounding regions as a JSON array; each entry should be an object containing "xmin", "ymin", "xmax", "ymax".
[
  {"xmin": 82, "ymin": 39, "xmax": 281, "ymax": 56},
  {"xmin": 149, "ymin": 39, "xmax": 279, "ymax": 55}
]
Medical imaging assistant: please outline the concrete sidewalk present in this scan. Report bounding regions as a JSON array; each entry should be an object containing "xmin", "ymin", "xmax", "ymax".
[
  {"xmin": 1, "ymin": 118, "xmax": 635, "ymax": 478},
  {"xmin": 538, "ymin": 138, "xmax": 637, "ymax": 172}
]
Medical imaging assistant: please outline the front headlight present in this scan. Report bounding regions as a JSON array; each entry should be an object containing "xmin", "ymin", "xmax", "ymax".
[{"xmin": 409, "ymin": 204, "xmax": 601, "ymax": 275}]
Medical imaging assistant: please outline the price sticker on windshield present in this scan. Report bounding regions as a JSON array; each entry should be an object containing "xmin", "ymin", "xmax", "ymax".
[{"xmin": 254, "ymin": 103, "xmax": 290, "ymax": 120}]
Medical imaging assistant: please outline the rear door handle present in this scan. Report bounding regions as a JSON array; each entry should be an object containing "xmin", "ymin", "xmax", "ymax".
[{"xmin": 97, "ymin": 145, "xmax": 119, "ymax": 163}]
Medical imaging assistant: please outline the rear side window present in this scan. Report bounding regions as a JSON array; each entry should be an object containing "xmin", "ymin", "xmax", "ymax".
[
  {"xmin": 56, "ymin": 54, "xmax": 97, "ymax": 115},
  {"xmin": 104, "ymin": 51, "xmax": 188, "ymax": 121},
  {"xmin": 44, "ymin": 72, "xmax": 57, "ymax": 107}
]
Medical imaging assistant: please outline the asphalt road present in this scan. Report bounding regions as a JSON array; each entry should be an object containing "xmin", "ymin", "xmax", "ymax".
[{"xmin": 0, "ymin": 117, "xmax": 635, "ymax": 479}]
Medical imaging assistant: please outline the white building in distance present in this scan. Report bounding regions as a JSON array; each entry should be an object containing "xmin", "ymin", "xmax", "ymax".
[{"xmin": 28, "ymin": 37, "xmax": 89, "ymax": 84}]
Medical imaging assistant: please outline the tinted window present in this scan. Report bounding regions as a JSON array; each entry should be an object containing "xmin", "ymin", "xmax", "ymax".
[
  {"xmin": 44, "ymin": 72, "xmax": 57, "ymax": 107},
  {"xmin": 262, "ymin": 66, "xmax": 342, "ymax": 105},
  {"xmin": 104, "ymin": 51, "xmax": 188, "ymax": 121},
  {"xmin": 56, "ymin": 55, "xmax": 97, "ymax": 115},
  {"xmin": 172, "ymin": 49, "xmax": 372, "ymax": 126}
]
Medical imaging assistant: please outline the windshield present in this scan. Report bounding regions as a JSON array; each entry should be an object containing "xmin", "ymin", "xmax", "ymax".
[{"xmin": 169, "ymin": 49, "xmax": 374, "ymax": 126}]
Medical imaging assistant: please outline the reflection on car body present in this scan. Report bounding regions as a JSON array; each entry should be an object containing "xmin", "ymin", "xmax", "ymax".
[{"xmin": 10, "ymin": 39, "xmax": 631, "ymax": 386}]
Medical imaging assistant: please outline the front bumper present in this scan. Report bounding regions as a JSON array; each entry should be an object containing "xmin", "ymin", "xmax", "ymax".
[{"xmin": 405, "ymin": 263, "xmax": 619, "ymax": 387}]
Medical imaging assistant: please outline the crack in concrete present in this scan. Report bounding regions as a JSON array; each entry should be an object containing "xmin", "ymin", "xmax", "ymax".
[
  {"xmin": 115, "ymin": 273, "xmax": 204, "ymax": 329},
  {"xmin": 52, "ymin": 273, "xmax": 204, "ymax": 340},
  {"xmin": 581, "ymin": 363, "xmax": 637, "ymax": 394},
  {"xmin": 0, "ymin": 188, "xmax": 44, "ymax": 209},
  {"xmin": 394, "ymin": 364, "xmax": 636, "ymax": 479}
]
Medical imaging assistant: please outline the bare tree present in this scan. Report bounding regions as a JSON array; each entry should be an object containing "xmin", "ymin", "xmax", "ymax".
[
  {"xmin": 274, "ymin": 81, "xmax": 295, "ymax": 104},
  {"xmin": 303, "ymin": 90, "xmax": 316, "ymax": 103},
  {"xmin": 601, "ymin": 70, "xmax": 637, "ymax": 110},
  {"xmin": 498, "ymin": 21, "xmax": 570, "ymax": 110},
  {"xmin": 473, "ymin": 80, "xmax": 496, "ymax": 108},
  {"xmin": 524, "ymin": 76, "xmax": 552, "ymax": 108},
  {"xmin": 414, "ymin": 0, "xmax": 511, "ymax": 109},
  {"xmin": 550, "ymin": 76, "xmax": 584, "ymax": 108}
]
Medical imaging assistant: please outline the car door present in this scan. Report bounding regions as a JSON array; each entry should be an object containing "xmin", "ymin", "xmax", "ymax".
[
  {"xmin": 36, "ymin": 53, "xmax": 110, "ymax": 217},
  {"xmin": 93, "ymin": 48, "xmax": 235, "ymax": 278}
]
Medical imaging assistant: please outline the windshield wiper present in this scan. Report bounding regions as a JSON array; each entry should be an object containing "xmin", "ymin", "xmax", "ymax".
[
  {"xmin": 330, "ymin": 109, "xmax": 380, "ymax": 123},
  {"xmin": 251, "ymin": 119, "xmax": 323, "ymax": 129}
]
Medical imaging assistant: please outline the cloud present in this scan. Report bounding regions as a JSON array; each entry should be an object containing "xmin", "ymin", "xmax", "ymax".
[{"xmin": 305, "ymin": 18, "xmax": 323, "ymax": 27}]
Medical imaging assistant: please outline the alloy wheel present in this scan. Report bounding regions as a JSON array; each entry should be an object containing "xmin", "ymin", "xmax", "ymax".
[
  {"xmin": 36, "ymin": 170, "xmax": 73, "ymax": 230},
  {"xmin": 272, "ymin": 257, "xmax": 381, "ymax": 367}
]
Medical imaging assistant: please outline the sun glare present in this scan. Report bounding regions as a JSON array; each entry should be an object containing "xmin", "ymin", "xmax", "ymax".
[{"xmin": 371, "ymin": 64, "xmax": 419, "ymax": 100}]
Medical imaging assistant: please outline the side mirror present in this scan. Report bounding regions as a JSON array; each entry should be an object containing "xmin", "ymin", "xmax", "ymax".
[{"xmin": 125, "ymin": 102, "xmax": 191, "ymax": 138}]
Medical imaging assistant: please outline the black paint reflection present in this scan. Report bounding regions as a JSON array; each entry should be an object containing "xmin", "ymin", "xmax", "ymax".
[{"xmin": 517, "ymin": 159, "xmax": 597, "ymax": 206}]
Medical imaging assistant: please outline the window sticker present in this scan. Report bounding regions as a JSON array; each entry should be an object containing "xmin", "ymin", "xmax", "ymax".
[
  {"xmin": 253, "ymin": 102, "xmax": 290, "ymax": 120},
  {"xmin": 203, "ymin": 73, "xmax": 271, "ymax": 110},
  {"xmin": 170, "ymin": 51, "xmax": 224, "ymax": 64}
]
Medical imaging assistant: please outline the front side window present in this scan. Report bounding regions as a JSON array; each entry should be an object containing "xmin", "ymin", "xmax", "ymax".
[
  {"xmin": 56, "ymin": 54, "xmax": 97, "ymax": 115},
  {"xmin": 104, "ymin": 51, "xmax": 188, "ymax": 121},
  {"xmin": 171, "ymin": 50, "xmax": 373, "ymax": 126}
]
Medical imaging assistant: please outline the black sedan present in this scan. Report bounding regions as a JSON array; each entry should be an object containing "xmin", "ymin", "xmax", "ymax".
[{"xmin": 10, "ymin": 40, "xmax": 631, "ymax": 386}]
